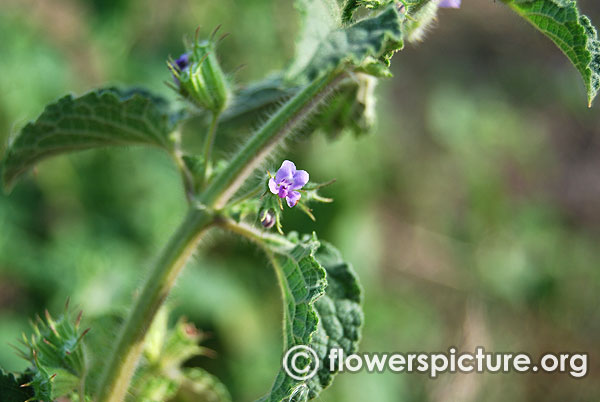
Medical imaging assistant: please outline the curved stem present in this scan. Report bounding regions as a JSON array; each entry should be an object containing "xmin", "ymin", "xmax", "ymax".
[
  {"xmin": 216, "ymin": 216, "xmax": 292, "ymax": 248},
  {"xmin": 95, "ymin": 208, "xmax": 213, "ymax": 402},
  {"xmin": 94, "ymin": 72, "xmax": 345, "ymax": 401}
]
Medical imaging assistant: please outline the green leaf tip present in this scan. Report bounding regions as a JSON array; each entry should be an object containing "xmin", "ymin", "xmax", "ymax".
[
  {"xmin": 502, "ymin": 0, "xmax": 600, "ymax": 106},
  {"xmin": 2, "ymin": 88, "xmax": 176, "ymax": 191}
]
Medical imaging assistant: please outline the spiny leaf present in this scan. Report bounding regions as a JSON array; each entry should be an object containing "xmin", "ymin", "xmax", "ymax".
[
  {"xmin": 502, "ymin": 0, "xmax": 600, "ymax": 106},
  {"xmin": 17, "ymin": 308, "xmax": 89, "ymax": 400},
  {"xmin": 258, "ymin": 234, "xmax": 363, "ymax": 402},
  {"xmin": 2, "ymin": 88, "xmax": 176, "ymax": 190}
]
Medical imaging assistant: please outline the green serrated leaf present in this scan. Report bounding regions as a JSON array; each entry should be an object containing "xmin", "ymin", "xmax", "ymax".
[
  {"xmin": 258, "ymin": 234, "xmax": 326, "ymax": 402},
  {"xmin": 2, "ymin": 88, "xmax": 176, "ymax": 190},
  {"xmin": 502, "ymin": 0, "xmax": 600, "ymax": 106},
  {"xmin": 288, "ymin": 5, "xmax": 403, "ymax": 82},
  {"xmin": 258, "ymin": 234, "xmax": 363, "ymax": 402},
  {"xmin": 307, "ymin": 242, "xmax": 363, "ymax": 398},
  {"xmin": 0, "ymin": 369, "xmax": 34, "ymax": 402}
]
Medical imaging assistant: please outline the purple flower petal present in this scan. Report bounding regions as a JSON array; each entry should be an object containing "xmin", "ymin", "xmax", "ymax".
[
  {"xmin": 286, "ymin": 191, "xmax": 301, "ymax": 207},
  {"xmin": 438, "ymin": 0, "xmax": 461, "ymax": 8},
  {"xmin": 291, "ymin": 170, "xmax": 309, "ymax": 190},
  {"xmin": 278, "ymin": 186, "xmax": 288, "ymax": 199},
  {"xmin": 268, "ymin": 178, "xmax": 278, "ymax": 195},
  {"xmin": 275, "ymin": 160, "xmax": 296, "ymax": 183}
]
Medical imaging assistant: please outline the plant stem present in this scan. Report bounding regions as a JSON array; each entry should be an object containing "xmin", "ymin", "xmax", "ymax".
[
  {"xmin": 173, "ymin": 151, "xmax": 195, "ymax": 202},
  {"xmin": 95, "ymin": 208, "xmax": 213, "ymax": 402},
  {"xmin": 216, "ymin": 216, "xmax": 293, "ymax": 248},
  {"xmin": 201, "ymin": 111, "xmax": 220, "ymax": 187},
  {"xmin": 200, "ymin": 71, "xmax": 346, "ymax": 209}
]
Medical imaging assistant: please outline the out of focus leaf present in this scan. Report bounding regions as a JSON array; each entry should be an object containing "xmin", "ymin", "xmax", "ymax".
[
  {"xmin": 0, "ymin": 369, "xmax": 34, "ymax": 402},
  {"xmin": 2, "ymin": 88, "xmax": 176, "ymax": 190},
  {"xmin": 129, "ymin": 307, "xmax": 223, "ymax": 402},
  {"xmin": 174, "ymin": 368, "xmax": 232, "ymax": 402},
  {"xmin": 308, "ymin": 73, "xmax": 378, "ymax": 138},
  {"xmin": 502, "ymin": 0, "xmax": 600, "ymax": 105},
  {"xmin": 288, "ymin": 4, "xmax": 403, "ymax": 81},
  {"xmin": 287, "ymin": 0, "xmax": 342, "ymax": 79}
]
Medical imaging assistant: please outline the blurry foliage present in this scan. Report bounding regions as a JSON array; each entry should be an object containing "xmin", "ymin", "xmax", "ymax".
[{"xmin": 0, "ymin": 0, "xmax": 599, "ymax": 401}]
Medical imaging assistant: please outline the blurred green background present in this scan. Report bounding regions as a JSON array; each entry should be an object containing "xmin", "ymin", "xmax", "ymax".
[{"xmin": 1, "ymin": 0, "xmax": 599, "ymax": 401}]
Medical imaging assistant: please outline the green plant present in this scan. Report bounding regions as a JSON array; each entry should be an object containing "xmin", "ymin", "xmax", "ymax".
[{"xmin": 1, "ymin": 1, "xmax": 598, "ymax": 401}]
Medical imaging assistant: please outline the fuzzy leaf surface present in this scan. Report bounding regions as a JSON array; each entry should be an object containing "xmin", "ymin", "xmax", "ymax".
[
  {"xmin": 288, "ymin": 4, "xmax": 403, "ymax": 81},
  {"xmin": 503, "ymin": 0, "xmax": 600, "ymax": 105},
  {"xmin": 2, "ymin": 88, "xmax": 175, "ymax": 189},
  {"xmin": 259, "ymin": 234, "xmax": 363, "ymax": 402}
]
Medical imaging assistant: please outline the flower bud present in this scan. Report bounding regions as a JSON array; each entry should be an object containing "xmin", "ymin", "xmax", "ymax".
[
  {"xmin": 169, "ymin": 33, "xmax": 230, "ymax": 113},
  {"xmin": 261, "ymin": 209, "xmax": 276, "ymax": 229}
]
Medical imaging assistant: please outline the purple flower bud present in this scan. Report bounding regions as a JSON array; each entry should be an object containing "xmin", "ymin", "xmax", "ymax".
[
  {"xmin": 175, "ymin": 52, "xmax": 191, "ymax": 71},
  {"xmin": 261, "ymin": 209, "xmax": 276, "ymax": 229},
  {"xmin": 268, "ymin": 160, "xmax": 309, "ymax": 208},
  {"xmin": 438, "ymin": 0, "xmax": 461, "ymax": 8}
]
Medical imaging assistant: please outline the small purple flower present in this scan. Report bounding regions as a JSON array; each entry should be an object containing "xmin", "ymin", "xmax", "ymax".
[
  {"xmin": 269, "ymin": 160, "xmax": 309, "ymax": 208},
  {"xmin": 438, "ymin": 0, "xmax": 461, "ymax": 8}
]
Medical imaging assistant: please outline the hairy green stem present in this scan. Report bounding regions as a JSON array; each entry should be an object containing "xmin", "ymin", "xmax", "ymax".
[
  {"xmin": 217, "ymin": 217, "xmax": 292, "ymax": 248},
  {"xmin": 173, "ymin": 151, "xmax": 195, "ymax": 202},
  {"xmin": 95, "ymin": 208, "xmax": 213, "ymax": 402},
  {"xmin": 95, "ymin": 71, "xmax": 344, "ymax": 401},
  {"xmin": 201, "ymin": 111, "xmax": 220, "ymax": 187},
  {"xmin": 200, "ymin": 71, "xmax": 346, "ymax": 209}
]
